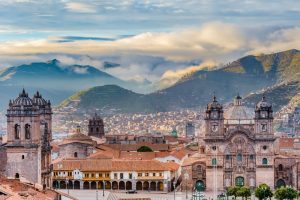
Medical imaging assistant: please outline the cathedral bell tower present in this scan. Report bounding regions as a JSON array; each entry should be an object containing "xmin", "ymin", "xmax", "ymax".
[
  {"xmin": 5, "ymin": 89, "xmax": 52, "ymax": 188},
  {"xmin": 88, "ymin": 113, "xmax": 105, "ymax": 138},
  {"xmin": 205, "ymin": 95, "xmax": 224, "ymax": 137},
  {"xmin": 254, "ymin": 96, "xmax": 273, "ymax": 135}
]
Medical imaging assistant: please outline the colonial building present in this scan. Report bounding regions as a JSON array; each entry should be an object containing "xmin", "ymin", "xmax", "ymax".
[
  {"xmin": 52, "ymin": 159, "xmax": 178, "ymax": 192},
  {"xmin": 58, "ymin": 126, "xmax": 96, "ymax": 159},
  {"xmin": 88, "ymin": 113, "xmax": 105, "ymax": 138},
  {"xmin": 5, "ymin": 89, "xmax": 52, "ymax": 187},
  {"xmin": 203, "ymin": 95, "xmax": 276, "ymax": 191}
]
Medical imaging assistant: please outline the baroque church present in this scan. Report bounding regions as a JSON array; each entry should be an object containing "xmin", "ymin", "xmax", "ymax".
[
  {"xmin": 203, "ymin": 95, "xmax": 275, "ymax": 191},
  {"xmin": 4, "ymin": 89, "xmax": 52, "ymax": 188}
]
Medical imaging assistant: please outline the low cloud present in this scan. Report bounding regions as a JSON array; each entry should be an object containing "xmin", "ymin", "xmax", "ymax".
[
  {"xmin": 0, "ymin": 22, "xmax": 300, "ymax": 90},
  {"xmin": 64, "ymin": 2, "xmax": 97, "ymax": 13},
  {"xmin": 158, "ymin": 60, "xmax": 219, "ymax": 89}
]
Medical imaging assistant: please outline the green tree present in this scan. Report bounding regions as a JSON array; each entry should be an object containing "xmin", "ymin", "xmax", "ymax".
[
  {"xmin": 255, "ymin": 184, "xmax": 273, "ymax": 200},
  {"xmin": 275, "ymin": 186, "xmax": 298, "ymax": 200},
  {"xmin": 237, "ymin": 186, "xmax": 251, "ymax": 200},
  {"xmin": 227, "ymin": 186, "xmax": 239, "ymax": 199},
  {"xmin": 137, "ymin": 146, "xmax": 153, "ymax": 152}
]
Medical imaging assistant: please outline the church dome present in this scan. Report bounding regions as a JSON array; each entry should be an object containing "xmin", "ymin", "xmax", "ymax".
[
  {"xmin": 32, "ymin": 91, "xmax": 48, "ymax": 106},
  {"xmin": 12, "ymin": 89, "xmax": 33, "ymax": 107},
  {"xmin": 224, "ymin": 95, "xmax": 254, "ymax": 120}
]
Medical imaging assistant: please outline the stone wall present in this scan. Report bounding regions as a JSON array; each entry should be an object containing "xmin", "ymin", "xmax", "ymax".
[{"xmin": 5, "ymin": 148, "xmax": 39, "ymax": 184}]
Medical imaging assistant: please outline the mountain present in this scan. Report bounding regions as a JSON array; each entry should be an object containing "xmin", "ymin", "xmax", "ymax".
[
  {"xmin": 59, "ymin": 85, "xmax": 163, "ymax": 113},
  {"xmin": 0, "ymin": 59, "xmax": 127, "ymax": 109},
  {"xmin": 59, "ymin": 49, "xmax": 300, "ymax": 114}
]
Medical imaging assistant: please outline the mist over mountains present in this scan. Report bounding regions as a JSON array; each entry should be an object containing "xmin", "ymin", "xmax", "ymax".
[{"xmin": 60, "ymin": 49, "xmax": 300, "ymax": 114}]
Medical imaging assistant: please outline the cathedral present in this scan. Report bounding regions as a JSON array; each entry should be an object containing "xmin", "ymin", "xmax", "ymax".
[
  {"xmin": 4, "ymin": 89, "xmax": 52, "ymax": 188},
  {"xmin": 203, "ymin": 94, "xmax": 276, "ymax": 191}
]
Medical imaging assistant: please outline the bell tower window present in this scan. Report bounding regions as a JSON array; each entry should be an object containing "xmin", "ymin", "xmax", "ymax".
[
  {"xmin": 15, "ymin": 124, "xmax": 20, "ymax": 139},
  {"xmin": 261, "ymin": 124, "xmax": 267, "ymax": 132},
  {"xmin": 262, "ymin": 158, "xmax": 268, "ymax": 165},
  {"xmin": 25, "ymin": 124, "xmax": 31, "ymax": 139}
]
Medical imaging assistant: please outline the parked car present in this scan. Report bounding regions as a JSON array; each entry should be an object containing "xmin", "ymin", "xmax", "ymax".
[{"xmin": 126, "ymin": 190, "xmax": 137, "ymax": 194}]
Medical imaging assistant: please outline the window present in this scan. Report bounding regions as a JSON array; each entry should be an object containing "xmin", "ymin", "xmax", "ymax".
[
  {"xmin": 85, "ymin": 173, "xmax": 88, "ymax": 178},
  {"xmin": 145, "ymin": 173, "xmax": 149, "ymax": 177},
  {"xmin": 99, "ymin": 173, "xmax": 103, "ymax": 177},
  {"xmin": 212, "ymin": 146, "xmax": 217, "ymax": 151},
  {"xmin": 22, "ymin": 155, "xmax": 25, "ymax": 159},
  {"xmin": 120, "ymin": 173, "xmax": 123, "ymax": 179},
  {"xmin": 278, "ymin": 164, "xmax": 283, "ymax": 171},
  {"xmin": 74, "ymin": 152, "xmax": 78, "ymax": 158},
  {"xmin": 68, "ymin": 172, "xmax": 72, "ymax": 176},
  {"xmin": 235, "ymin": 176, "xmax": 244, "ymax": 186},
  {"xmin": 262, "ymin": 158, "xmax": 268, "ymax": 165},
  {"xmin": 114, "ymin": 173, "xmax": 117, "ymax": 179},
  {"xmin": 25, "ymin": 124, "xmax": 31, "ymax": 139},
  {"xmin": 138, "ymin": 173, "xmax": 142, "ymax": 177},
  {"xmin": 153, "ymin": 173, "xmax": 156, "ymax": 177},
  {"xmin": 159, "ymin": 173, "xmax": 163, "ymax": 177},
  {"xmin": 91, "ymin": 173, "xmax": 94, "ymax": 178},
  {"xmin": 226, "ymin": 155, "xmax": 231, "ymax": 160},
  {"xmin": 212, "ymin": 158, "xmax": 217, "ymax": 166},
  {"xmin": 129, "ymin": 173, "xmax": 132, "ymax": 179},
  {"xmin": 249, "ymin": 155, "xmax": 254, "ymax": 160},
  {"xmin": 90, "ymin": 128, "xmax": 93, "ymax": 133},
  {"xmin": 105, "ymin": 173, "xmax": 110, "ymax": 177},
  {"xmin": 263, "ymin": 145, "xmax": 268, "ymax": 150},
  {"xmin": 261, "ymin": 124, "xmax": 267, "ymax": 132},
  {"xmin": 96, "ymin": 127, "xmax": 99, "ymax": 132},
  {"xmin": 15, "ymin": 124, "xmax": 20, "ymax": 139},
  {"xmin": 237, "ymin": 153, "xmax": 242, "ymax": 162}
]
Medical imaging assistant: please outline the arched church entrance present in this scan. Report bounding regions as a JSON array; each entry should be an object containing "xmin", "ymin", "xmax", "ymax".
[
  {"xmin": 195, "ymin": 180, "xmax": 205, "ymax": 191},
  {"xmin": 235, "ymin": 176, "xmax": 244, "ymax": 187},
  {"xmin": 276, "ymin": 179, "xmax": 286, "ymax": 188}
]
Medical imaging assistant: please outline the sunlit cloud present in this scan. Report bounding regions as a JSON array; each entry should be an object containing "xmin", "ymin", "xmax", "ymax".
[{"xmin": 64, "ymin": 2, "xmax": 97, "ymax": 13}]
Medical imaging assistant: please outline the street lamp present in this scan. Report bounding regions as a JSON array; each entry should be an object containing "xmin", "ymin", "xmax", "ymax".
[
  {"xmin": 173, "ymin": 180, "xmax": 177, "ymax": 200},
  {"xmin": 184, "ymin": 172, "xmax": 189, "ymax": 199},
  {"xmin": 103, "ymin": 180, "xmax": 105, "ymax": 197},
  {"xmin": 66, "ymin": 178, "xmax": 69, "ymax": 195}
]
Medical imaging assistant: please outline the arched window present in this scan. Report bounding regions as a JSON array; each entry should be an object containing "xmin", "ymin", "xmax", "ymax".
[
  {"xmin": 262, "ymin": 158, "xmax": 268, "ymax": 165},
  {"xmin": 15, "ymin": 173, "xmax": 20, "ymax": 179},
  {"xmin": 226, "ymin": 155, "xmax": 231, "ymax": 160},
  {"xmin": 96, "ymin": 127, "xmax": 99, "ymax": 133},
  {"xmin": 235, "ymin": 176, "xmax": 244, "ymax": 186},
  {"xmin": 15, "ymin": 124, "xmax": 20, "ymax": 139},
  {"xmin": 237, "ymin": 153, "xmax": 242, "ymax": 162},
  {"xmin": 212, "ymin": 158, "xmax": 217, "ymax": 166},
  {"xmin": 249, "ymin": 155, "xmax": 254, "ymax": 160},
  {"xmin": 278, "ymin": 164, "xmax": 283, "ymax": 171},
  {"xmin": 25, "ymin": 124, "xmax": 31, "ymax": 139},
  {"xmin": 74, "ymin": 152, "xmax": 78, "ymax": 158}
]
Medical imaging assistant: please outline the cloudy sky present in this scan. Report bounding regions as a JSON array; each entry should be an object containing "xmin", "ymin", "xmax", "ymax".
[{"xmin": 1, "ymin": 0, "xmax": 300, "ymax": 90}]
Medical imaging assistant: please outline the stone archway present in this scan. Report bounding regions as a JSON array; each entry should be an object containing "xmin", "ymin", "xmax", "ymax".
[
  {"xmin": 136, "ymin": 181, "xmax": 142, "ymax": 190},
  {"xmin": 74, "ymin": 181, "xmax": 80, "ymax": 189},
  {"xmin": 52, "ymin": 180, "xmax": 59, "ymax": 189},
  {"xmin": 112, "ymin": 181, "xmax": 118, "ymax": 190},
  {"xmin": 105, "ymin": 181, "xmax": 111, "ymax": 189},
  {"xmin": 150, "ymin": 182, "xmax": 156, "ymax": 191},
  {"xmin": 143, "ymin": 181, "xmax": 149, "ymax": 190},
  {"xmin": 91, "ymin": 181, "xmax": 97, "ymax": 189},
  {"xmin": 126, "ymin": 181, "xmax": 132, "ymax": 190},
  {"xmin": 276, "ymin": 179, "xmax": 286, "ymax": 188},
  {"xmin": 67, "ymin": 180, "xmax": 73, "ymax": 189},
  {"xmin": 83, "ymin": 181, "xmax": 90, "ymax": 189},
  {"xmin": 119, "ymin": 181, "xmax": 125, "ymax": 190},
  {"xmin": 60, "ymin": 181, "xmax": 67, "ymax": 189}
]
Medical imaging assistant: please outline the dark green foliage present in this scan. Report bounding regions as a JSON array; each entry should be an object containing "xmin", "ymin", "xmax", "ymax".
[
  {"xmin": 255, "ymin": 184, "xmax": 273, "ymax": 200},
  {"xmin": 137, "ymin": 146, "xmax": 153, "ymax": 152},
  {"xmin": 275, "ymin": 186, "xmax": 298, "ymax": 200}
]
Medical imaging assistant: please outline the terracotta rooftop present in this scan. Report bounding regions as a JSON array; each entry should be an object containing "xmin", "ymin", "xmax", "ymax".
[
  {"xmin": 278, "ymin": 138, "xmax": 295, "ymax": 149},
  {"xmin": 53, "ymin": 159, "xmax": 172, "ymax": 171},
  {"xmin": 58, "ymin": 133, "xmax": 95, "ymax": 146}
]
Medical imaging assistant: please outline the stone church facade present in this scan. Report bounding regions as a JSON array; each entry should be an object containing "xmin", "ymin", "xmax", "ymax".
[
  {"xmin": 202, "ymin": 95, "xmax": 276, "ymax": 191},
  {"xmin": 4, "ymin": 89, "xmax": 52, "ymax": 188}
]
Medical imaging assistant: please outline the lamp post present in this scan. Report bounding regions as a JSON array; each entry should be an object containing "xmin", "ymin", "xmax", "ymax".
[
  {"xmin": 66, "ymin": 178, "xmax": 69, "ymax": 195},
  {"xmin": 173, "ymin": 180, "xmax": 176, "ymax": 200},
  {"xmin": 184, "ymin": 172, "xmax": 189, "ymax": 199},
  {"xmin": 103, "ymin": 180, "xmax": 105, "ymax": 197}
]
